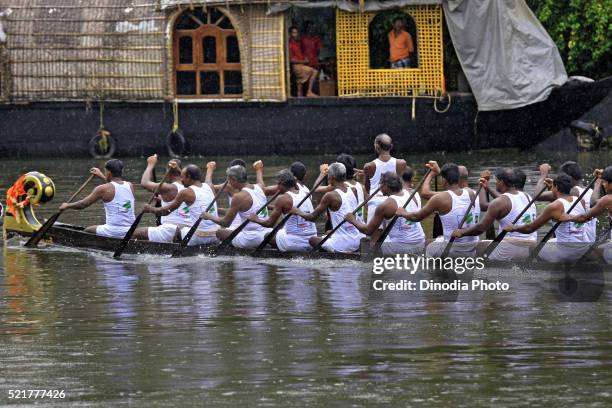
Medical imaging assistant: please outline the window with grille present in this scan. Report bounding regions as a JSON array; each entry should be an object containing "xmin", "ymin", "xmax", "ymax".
[{"xmin": 173, "ymin": 7, "xmax": 242, "ymax": 98}]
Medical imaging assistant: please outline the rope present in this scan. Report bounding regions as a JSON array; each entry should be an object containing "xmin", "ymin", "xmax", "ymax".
[
  {"xmin": 172, "ymin": 99, "xmax": 180, "ymax": 133},
  {"xmin": 433, "ymin": 88, "xmax": 451, "ymax": 113},
  {"xmin": 99, "ymin": 102, "xmax": 105, "ymax": 130},
  {"xmin": 411, "ymin": 91, "xmax": 416, "ymax": 121}
]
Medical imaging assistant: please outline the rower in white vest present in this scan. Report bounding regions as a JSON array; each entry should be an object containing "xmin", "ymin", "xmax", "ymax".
[
  {"xmin": 452, "ymin": 168, "xmax": 537, "ymax": 261},
  {"xmin": 133, "ymin": 155, "xmax": 186, "ymax": 243},
  {"xmin": 396, "ymin": 162, "xmax": 479, "ymax": 257},
  {"xmin": 535, "ymin": 161, "xmax": 597, "ymax": 241},
  {"xmin": 60, "ymin": 159, "xmax": 136, "ymax": 238},
  {"xmin": 249, "ymin": 169, "xmax": 317, "ymax": 252},
  {"xmin": 505, "ymin": 173, "xmax": 589, "ymax": 263},
  {"xmin": 292, "ymin": 162, "xmax": 363, "ymax": 253},
  {"xmin": 363, "ymin": 134, "xmax": 406, "ymax": 225},
  {"xmin": 345, "ymin": 171, "xmax": 425, "ymax": 255},
  {"xmin": 201, "ymin": 165, "xmax": 273, "ymax": 249},
  {"xmin": 143, "ymin": 164, "xmax": 220, "ymax": 246},
  {"xmin": 560, "ymin": 166, "xmax": 612, "ymax": 264}
]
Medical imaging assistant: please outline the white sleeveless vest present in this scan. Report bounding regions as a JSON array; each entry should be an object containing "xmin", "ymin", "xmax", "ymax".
[
  {"xmin": 369, "ymin": 157, "xmax": 397, "ymax": 195},
  {"xmin": 439, "ymin": 189, "xmax": 479, "ymax": 243},
  {"xmin": 180, "ymin": 184, "xmax": 218, "ymax": 231},
  {"xmin": 555, "ymin": 197, "xmax": 587, "ymax": 242},
  {"xmin": 497, "ymin": 191, "xmax": 537, "ymax": 241},
  {"xmin": 385, "ymin": 190, "xmax": 425, "ymax": 244},
  {"xmin": 161, "ymin": 181, "xmax": 186, "ymax": 226},
  {"xmin": 238, "ymin": 185, "xmax": 269, "ymax": 232},
  {"xmin": 104, "ymin": 181, "xmax": 135, "ymax": 227},
  {"xmin": 346, "ymin": 180, "xmax": 365, "ymax": 222},
  {"xmin": 575, "ymin": 185, "xmax": 596, "ymax": 241},
  {"xmin": 329, "ymin": 187, "xmax": 362, "ymax": 242},
  {"xmin": 284, "ymin": 189, "xmax": 317, "ymax": 237}
]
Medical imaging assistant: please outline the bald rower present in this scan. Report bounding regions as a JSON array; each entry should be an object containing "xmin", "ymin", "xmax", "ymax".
[{"xmin": 363, "ymin": 133, "xmax": 406, "ymax": 230}]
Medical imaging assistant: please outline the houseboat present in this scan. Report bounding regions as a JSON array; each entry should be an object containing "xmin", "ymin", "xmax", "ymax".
[{"xmin": 0, "ymin": 0, "xmax": 609, "ymax": 158}]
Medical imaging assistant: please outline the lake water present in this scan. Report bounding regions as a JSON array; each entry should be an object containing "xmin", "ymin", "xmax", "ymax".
[{"xmin": 1, "ymin": 151, "xmax": 611, "ymax": 407}]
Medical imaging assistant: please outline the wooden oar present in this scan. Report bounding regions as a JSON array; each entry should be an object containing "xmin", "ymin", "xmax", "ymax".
[
  {"xmin": 482, "ymin": 185, "xmax": 548, "ymax": 259},
  {"xmin": 525, "ymin": 177, "xmax": 598, "ymax": 264},
  {"xmin": 371, "ymin": 169, "xmax": 431, "ymax": 254},
  {"xmin": 217, "ymin": 191, "xmax": 281, "ymax": 249},
  {"xmin": 485, "ymin": 190, "xmax": 496, "ymax": 239},
  {"xmin": 24, "ymin": 174, "xmax": 96, "ymax": 248},
  {"xmin": 311, "ymin": 186, "xmax": 382, "ymax": 252},
  {"xmin": 439, "ymin": 185, "xmax": 483, "ymax": 259},
  {"xmin": 432, "ymin": 175, "xmax": 443, "ymax": 238},
  {"xmin": 253, "ymin": 177, "xmax": 327, "ymax": 253},
  {"xmin": 171, "ymin": 180, "xmax": 228, "ymax": 258},
  {"xmin": 152, "ymin": 167, "xmax": 162, "ymax": 226},
  {"xmin": 113, "ymin": 167, "xmax": 172, "ymax": 258}
]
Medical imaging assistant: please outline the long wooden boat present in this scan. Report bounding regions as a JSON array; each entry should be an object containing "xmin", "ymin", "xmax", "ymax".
[
  {"xmin": 4, "ymin": 222, "xmax": 609, "ymax": 272},
  {"xmin": 4, "ymin": 222, "xmax": 363, "ymax": 261}
]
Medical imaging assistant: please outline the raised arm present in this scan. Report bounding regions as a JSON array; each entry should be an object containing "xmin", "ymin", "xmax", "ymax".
[
  {"xmin": 253, "ymin": 160, "xmax": 279, "ymax": 196},
  {"xmin": 313, "ymin": 164, "xmax": 330, "ymax": 193},
  {"xmin": 590, "ymin": 169, "xmax": 604, "ymax": 206},
  {"xmin": 420, "ymin": 163, "xmax": 438, "ymax": 200},
  {"xmin": 536, "ymin": 163, "xmax": 555, "ymax": 202},
  {"xmin": 363, "ymin": 161, "xmax": 375, "ymax": 194}
]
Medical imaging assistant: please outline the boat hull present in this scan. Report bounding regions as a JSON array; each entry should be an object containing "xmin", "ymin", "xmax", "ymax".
[{"xmin": 0, "ymin": 78, "xmax": 609, "ymax": 158}]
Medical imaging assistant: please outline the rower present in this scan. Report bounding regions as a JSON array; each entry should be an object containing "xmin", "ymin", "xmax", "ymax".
[
  {"xmin": 345, "ymin": 172, "xmax": 425, "ymax": 255},
  {"xmin": 560, "ymin": 166, "xmax": 612, "ymax": 264},
  {"xmin": 290, "ymin": 161, "xmax": 310, "ymax": 195},
  {"xmin": 248, "ymin": 169, "xmax": 316, "ymax": 252},
  {"xmin": 536, "ymin": 161, "xmax": 596, "ymax": 241},
  {"xmin": 363, "ymin": 134, "xmax": 407, "ymax": 225},
  {"xmin": 131, "ymin": 155, "xmax": 184, "ymax": 242},
  {"xmin": 504, "ymin": 174, "xmax": 589, "ymax": 263},
  {"xmin": 200, "ymin": 165, "xmax": 272, "ymax": 249},
  {"xmin": 314, "ymin": 154, "xmax": 367, "ymax": 223},
  {"xmin": 59, "ymin": 159, "xmax": 135, "ymax": 238},
  {"xmin": 452, "ymin": 168, "xmax": 537, "ymax": 261},
  {"xmin": 207, "ymin": 159, "xmax": 246, "ymax": 230},
  {"xmin": 291, "ymin": 162, "xmax": 362, "ymax": 253},
  {"xmin": 142, "ymin": 164, "xmax": 219, "ymax": 246},
  {"xmin": 396, "ymin": 162, "xmax": 479, "ymax": 257}
]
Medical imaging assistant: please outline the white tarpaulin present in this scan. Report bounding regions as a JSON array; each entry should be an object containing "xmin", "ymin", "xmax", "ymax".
[{"xmin": 443, "ymin": 0, "xmax": 568, "ymax": 111}]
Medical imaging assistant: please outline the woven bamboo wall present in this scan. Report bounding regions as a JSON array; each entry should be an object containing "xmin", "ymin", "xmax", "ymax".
[
  {"xmin": 0, "ymin": 0, "xmax": 166, "ymax": 101},
  {"xmin": 336, "ymin": 5, "xmax": 444, "ymax": 97},
  {"xmin": 0, "ymin": 0, "xmax": 286, "ymax": 102}
]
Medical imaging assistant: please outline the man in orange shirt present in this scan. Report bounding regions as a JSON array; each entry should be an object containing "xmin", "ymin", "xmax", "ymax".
[
  {"xmin": 388, "ymin": 17, "xmax": 414, "ymax": 69},
  {"xmin": 289, "ymin": 26, "xmax": 318, "ymax": 97}
]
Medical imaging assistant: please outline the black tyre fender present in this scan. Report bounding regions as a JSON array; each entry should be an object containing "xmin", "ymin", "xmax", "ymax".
[
  {"xmin": 166, "ymin": 128, "xmax": 187, "ymax": 158},
  {"xmin": 88, "ymin": 130, "xmax": 116, "ymax": 159}
]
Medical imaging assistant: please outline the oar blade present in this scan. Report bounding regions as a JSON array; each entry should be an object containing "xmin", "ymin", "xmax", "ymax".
[{"xmin": 24, "ymin": 212, "xmax": 62, "ymax": 248}]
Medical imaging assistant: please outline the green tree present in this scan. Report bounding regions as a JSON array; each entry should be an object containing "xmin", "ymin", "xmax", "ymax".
[{"xmin": 527, "ymin": 0, "xmax": 611, "ymax": 79}]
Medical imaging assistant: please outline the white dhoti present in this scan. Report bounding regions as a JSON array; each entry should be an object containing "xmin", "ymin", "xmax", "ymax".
[
  {"xmin": 426, "ymin": 236, "xmax": 478, "ymax": 258},
  {"xmin": 179, "ymin": 227, "xmax": 219, "ymax": 246},
  {"xmin": 321, "ymin": 234, "xmax": 361, "ymax": 254},
  {"xmin": 380, "ymin": 241, "xmax": 425, "ymax": 256},
  {"xmin": 275, "ymin": 230, "xmax": 313, "ymax": 252},
  {"xmin": 487, "ymin": 238, "xmax": 536, "ymax": 262},
  {"xmin": 96, "ymin": 224, "xmax": 131, "ymax": 239},
  {"xmin": 538, "ymin": 239, "xmax": 590, "ymax": 263},
  {"xmin": 232, "ymin": 228, "xmax": 272, "ymax": 249},
  {"xmin": 147, "ymin": 223, "xmax": 180, "ymax": 243}
]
